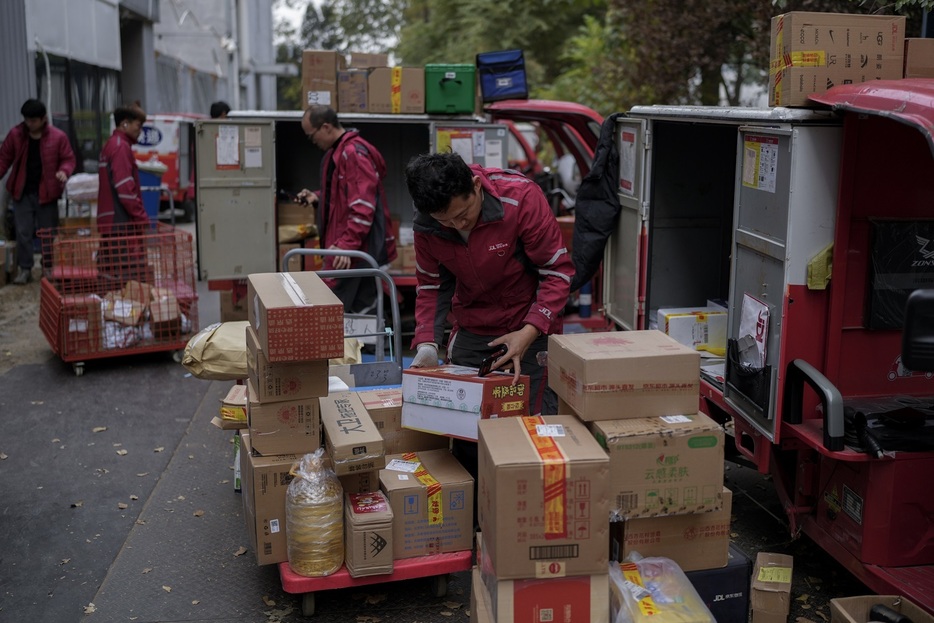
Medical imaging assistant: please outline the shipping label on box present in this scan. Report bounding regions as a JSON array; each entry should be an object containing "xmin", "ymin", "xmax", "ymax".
[
  {"xmin": 591, "ymin": 413, "xmax": 724, "ymax": 518},
  {"xmin": 378, "ymin": 449, "xmax": 474, "ymax": 559},
  {"xmin": 478, "ymin": 416, "xmax": 610, "ymax": 580},
  {"xmin": 769, "ymin": 12, "xmax": 906, "ymax": 107},
  {"xmin": 246, "ymin": 379, "xmax": 321, "ymax": 456},
  {"xmin": 548, "ymin": 330, "xmax": 700, "ymax": 421},
  {"xmin": 240, "ymin": 433, "xmax": 300, "ymax": 565},
  {"xmin": 344, "ymin": 490, "xmax": 394, "ymax": 577},
  {"xmin": 320, "ymin": 392, "xmax": 385, "ymax": 476},
  {"xmin": 751, "ymin": 552, "xmax": 794, "ymax": 623},
  {"xmin": 615, "ymin": 488, "xmax": 733, "ymax": 571},
  {"xmin": 246, "ymin": 325, "xmax": 328, "ymax": 403},
  {"xmin": 402, "ymin": 364, "xmax": 530, "ymax": 417},
  {"xmin": 247, "ymin": 272, "xmax": 345, "ymax": 362}
]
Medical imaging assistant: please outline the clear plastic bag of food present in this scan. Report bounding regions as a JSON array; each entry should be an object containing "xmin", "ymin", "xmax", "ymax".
[
  {"xmin": 609, "ymin": 553, "xmax": 715, "ymax": 623},
  {"xmin": 286, "ymin": 448, "xmax": 344, "ymax": 577}
]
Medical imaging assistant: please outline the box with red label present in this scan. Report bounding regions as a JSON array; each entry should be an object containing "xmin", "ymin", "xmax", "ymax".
[
  {"xmin": 378, "ymin": 449, "xmax": 473, "ymax": 559},
  {"xmin": 477, "ymin": 415, "xmax": 610, "ymax": 580},
  {"xmin": 246, "ymin": 272, "xmax": 345, "ymax": 362},
  {"xmin": 477, "ymin": 531, "xmax": 610, "ymax": 623},
  {"xmin": 344, "ymin": 490, "xmax": 394, "ymax": 578},
  {"xmin": 402, "ymin": 365, "xmax": 530, "ymax": 441},
  {"xmin": 357, "ymin": 388, "xmax": 449, "ymax": 454},
  {"xmin": 548, "ymin": 330, "xmax": 699, "ymax": 421},
  {"xmin": 246, "ymin": 379, "xmax": 321, "ymax": 456},
  {"xmin": 246, "ymin": 325, "xmax": 328, "ymax": 403}
]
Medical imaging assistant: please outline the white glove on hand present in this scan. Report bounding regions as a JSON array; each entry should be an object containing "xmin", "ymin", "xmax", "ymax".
[{"xmin": 410, "ymin": 343, "xmax": 439, "ymax": 368}]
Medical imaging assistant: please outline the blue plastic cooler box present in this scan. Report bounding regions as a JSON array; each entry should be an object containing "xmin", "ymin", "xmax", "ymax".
[{"xmin": 476, "ymin": 49, "xmax": 528, "ymax": 102}]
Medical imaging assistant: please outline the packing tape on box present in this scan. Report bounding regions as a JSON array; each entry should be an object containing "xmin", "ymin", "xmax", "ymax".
[
  {"xmin": 521, "ymin": 416, "xmax": 569, "ymax": 539},
  {"xmin": 391, "ymin": 66, "xmax": 402, "ymax": 114},
  {"xmin": 278, "ymin": 273, "xmax": 311, "ymax": 306},
  {"xmin": 403, "ymin": 452, "xmax": 444, "ymax": 525}
]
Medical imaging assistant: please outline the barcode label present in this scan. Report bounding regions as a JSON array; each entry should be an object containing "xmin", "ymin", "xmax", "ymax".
[
  {"xmin": 540, "ymin": 608, "xmax": 554, "ymax": 622},
  {"xmin": 529, "ymin": 544, "xmax": 579, "ymax": 560},
  {"xmin": 617, "ymin": 493, "xmax": 638, "ymax": 510},
  {"xmin": 264, "ymin": 542, "xmax": 272, "ymax": 555},
  {"xmin": 269, "ymin": 519, "xmax": 280, "ymax": 534}
]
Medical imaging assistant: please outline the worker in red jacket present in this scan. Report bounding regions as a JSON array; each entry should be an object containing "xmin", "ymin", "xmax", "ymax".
[
  {"xmin": 0, "ymin": 99, "xmax": 76, "ymax": 284},
  {"xmin": 97, "ymin": 102, "xmax": 149, "ymax": 285},
  {"xmin": 97, "ymin": 102, "xmax": 148, "ymax": 235},
  {"xmin": 297, "ymin": 106, "xmax": 396, "ymax": 314},
  {"xmin": 405, "ymin": 152, "xmax": 575, "ymax": 415}
]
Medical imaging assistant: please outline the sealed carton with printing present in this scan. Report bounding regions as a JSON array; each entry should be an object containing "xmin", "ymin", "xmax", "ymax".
[
  {"xmin": 246, "ymin": 272, "xmax": 345, "ymax": 362},
  {"xmin": 478, "ymin": 415, "xmax": 610, "ymax": 579},
  {"xmin": 246, "ymin": 325, "xmax": 328, "ymax": 403},
  {"xmin": 378, "ymin": 449, "xmax": 473, "ymax": 559},
  {"xmin": 320, "ymin": 391, "xmax": 385, "ymax": 476},
  {"xmin": 301, "ymin": 49, "xmax": 345, "ymax": 108},
  {"xmin": 751, "ymin": 552, "xmax": 794, "ymax": 623},
  {"xmin": 239, "ymin": 433, "xmax": 299, "ymax": 565},
  {"xmin": 548, "ymin": 330, "xmax": 700, "ymax": 421},
  {"xmin": 344, "ymin": 490, "xmax": 394, "ymax": 578},
  {"xmin": 357, "ymin": 388, "xmax": 449, "ymax": 454},
  {"xmin": 368, "ymin": 67, "xmax": 426, "ymax": 114},
  {"xmin": 591, "ymin": 412, "xmax": 725, "ymax": 518},
  {"xmin": 246, "ymin": 379, "xmax": 321, "ymax": 456}
]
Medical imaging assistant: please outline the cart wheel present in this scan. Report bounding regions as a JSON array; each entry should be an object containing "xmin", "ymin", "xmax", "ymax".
[
  {"xmin": 301, "ymin": 592, "xmax": 315, "ymax": 617},
  {"xmin": 73, "ymin": 362, "xmax": 85, "ymax": 377},
  {"xmin": 431, "ymin": 574, "xmax": 448, "ymax": 598},
  {"xmin": 171, "ymin": 350, "xmax": 183, "ymax": 364}
]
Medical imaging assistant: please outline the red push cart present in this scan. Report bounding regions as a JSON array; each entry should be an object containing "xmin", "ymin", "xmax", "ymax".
[
  {"xmin": 279, "ymin": 550, "xmax": 474, "ymax": 617},
  {"xmin": 37, "ymin": 222, "xmax": 199, "ymax": 375}
]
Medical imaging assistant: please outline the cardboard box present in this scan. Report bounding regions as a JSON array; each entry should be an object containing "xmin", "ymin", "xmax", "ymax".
[
  {"xmin": 239, "ymin": 433, "xmax": 299, "ymax": 565},
  {"xmin": 102, "ymin": 292, "xmax": 144, "ymax": 326},
  {"xmin": 339, "ymin": 470, "xmax": 380, "ymax": 494},
  {"xmin": 402, "ymin": 365, "xmax": 530, "ymax": 441},
  {"xmin": 592, "ymin": 413, "xmax": 724, "ymax": 518},
  {"xmin": 61, "ymin": 294, "xmax": 103, "ymax": 357},
  {"xmin": 548, "ymin": 331, "xmax": 700, "ymax": 421},
  {"xmin": 246, "ymin": 325, "xmax": 328, "ymax": 403},
  {"xmin": 471, "ymin": 566, "xmax": 494, "ymax": 623},
  {"xmin": 770, "ymin": 12, "xmax": 906, "ymax": 107},
  {"xmin": 338, "ymin": 69, "xmax": 369, "ymax": 113},
  {"xmin": 368, "ymin": 67, "xmax": 426, "ymax": 114},
  {"xmin": 478, "ymin": 415, "xmax": 609, "ymax": 579},
  {"xmin": 905, "ymin": 38, "xmax": 934, "ymax": 78},
  {"xmin": 150, "ymin": 291, "xmax": 181, "ymax": 341},
  {"xmin": 831, "ymin": 596, "xmax": 934, "ymax": 623},
  {"xmin": 246, "ymin": 272, "xmax": 345, "ymax": 362},
  {"xmin": 357, "ymin": 388, "xmax": 449, "ymax": 454},
  {"xmin": 344, "ymin": 490, "xmax": 394, "ymax": 578},
  {"xmin": 246, "ymin": 379, "xmax": 321, "ymax": 456},
  {"xmin": 277, "ymin": 200, "xmax": 316, "ymax": 227},
  {"xmin": 218, "ymin": 383, "xmax": 248, "ymax": 426},
  {"xmin": 750, "ymin": 552, "xmax": 794, "ymax": 623},
  {"xmin": 478, "ymin": 532, "xmax": 610, "ymax": 623},
  {"xmin": 320, "ymin": 392, "xmax": 385, "ymax": 476},
  {"xmin": 301, "ymin": 49, "xmax": 345, "ymax": 108},
  {"xmin": 686, "ymin": 543, "xmax": 753, "ymax": 623},
  {"xmin": 378, "ymin": 449, "xmax": 474, "ymax": 559},
  {"xmin": 657, "ymin": 307, "xmax": 727, "ymax": 356},
  {"xmin": 348, "ymin": 52, "xmax": 389, "ymax": 69},
  {"xmin": 220, "ymin": 289, "xmax": 248, "ymax": 322},
  {"xmin": 612, "ymin": 488, "xmax": 732, "ymax": 571}
]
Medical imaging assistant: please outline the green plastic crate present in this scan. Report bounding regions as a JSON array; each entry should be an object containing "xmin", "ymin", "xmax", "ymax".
[{"xmin": 425, "ymin": 64, "xmax": 476, "ymax": 114}]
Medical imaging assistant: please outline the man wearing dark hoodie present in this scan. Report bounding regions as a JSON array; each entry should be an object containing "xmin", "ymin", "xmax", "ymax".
[{"xmin": 297, "ymin": 106, "xmax": 396, "ymax": 313}]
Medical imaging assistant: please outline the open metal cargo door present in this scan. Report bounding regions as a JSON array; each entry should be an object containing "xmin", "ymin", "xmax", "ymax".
[
  {"xmin": 430, "ymin": 123, "xmax": 511, "ymax": 169},
  {"xmin": 195, "ymin": 119, "xmax": 276, "ymax": 280},
  {"xmin": 604, "ymin": 117, "xmax": 649, "ymax": 331}
]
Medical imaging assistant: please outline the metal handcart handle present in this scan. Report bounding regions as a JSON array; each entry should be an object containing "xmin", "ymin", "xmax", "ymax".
[{"xmin": 281, "ymin": 249, "xmax": 403, "ymax": 386}]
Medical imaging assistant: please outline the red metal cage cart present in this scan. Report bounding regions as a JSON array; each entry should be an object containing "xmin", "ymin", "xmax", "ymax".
[{"xmin": 37, "ymin": 222, "xmax": 199, "ymax": 375}]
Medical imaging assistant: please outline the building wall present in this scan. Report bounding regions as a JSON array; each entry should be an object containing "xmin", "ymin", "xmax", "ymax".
[
  {"xmin": 0, "ymin": 0, "xmax": 36, "ymax": 138},
  {"xmin": 26, "ymin": 0, "xmax": 122, "ymax": 70}
]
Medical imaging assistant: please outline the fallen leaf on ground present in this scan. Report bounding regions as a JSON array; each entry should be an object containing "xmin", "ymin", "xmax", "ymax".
[
  {"xmin": 93, "ymin": 426, "xmax": 107, "ymax": 433},
  {"xmin": 32, "ymin": 401, "xmax": 44, "ymax": 405},
  {"xmin": 84, "ymin": 603, "xmax": 96, "ymax": 614},
  {"xmin": 116, "ymin": 449, "xmax": 128, "ymax": 456},
  {"xmin": 61, "ymin": 558, "xmax": 70, "ymax": 565},
  {"xmin": 233, "ymin": 546, "xmax": 248, "ymax": 557},
  {"xmin": 177, "ymin": 495, "xmax": 186, "ymax": 500},
  {"xmin": 795, "ymin": 618, "xmax": 818, "ymax": 623},
  {"xmin": 193, "ymin": 510, "xmax": 205, "ymax": 517},
  {"xmin": 356, "ymin": 616, "xmax": 380, "ymax": 623},
  {"xmin": 797, "ymin": 594, "xmax": 810, "ymax": 602},
  {"xmin": 118, "ymin": 502, "xmax": 128, "ymax": 510},
  {"xmin": 142, "ymin": 568, "xmax": 153, "ymax": 574},
  {"xmin": 440, "ymin": 612, "xmax": 453, "ymax": 617},
  {"xmin": 162, "ymin": 585, "xmax": 172, "ymax": 593},
  {"xmin": 137, "ymin": 472, "xmax": 149, "ymax": 477},
  {"xmin": 51, "ymin": 438, "xmax": 60, "ymax": 443},
  {"xmin": 130, "ymin": 495, "xmax": 138, "ymax": 501},
  {"xmin": 192, "ymin": 600, "xmax": 200, "ymax": 605},
  {"xmin": 154, "ymin": 447, "xmax": 164, "ymax": 453},
  {"xmin": 0, "ymin": 453, "xmax": 7, "ymax": 460},
  {"xmin": 188, "ymin": 454, "xmax": 195, "ymax": 459},
  {"xmin": 262, "ymin": 595, "xmax": 276, "ymax": 606},
  {"xmin": 443, "ymin": 601, "xmax": 462, "ymax": 609},
  {"xmin": 365, "ymin": 593, "xmax": 388, "ymax": 605},
  {"xmin": 71, "ymin": 501, "xmax": 83, "ymax": 508},
  {"xmin": 817, "ymin": 611, "xmax": 829, "ymax": 621}
]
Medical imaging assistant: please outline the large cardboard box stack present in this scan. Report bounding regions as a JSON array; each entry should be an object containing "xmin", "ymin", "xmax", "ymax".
[
  {"xmin": 301, "ymin": 50, "xmax": 345, "ymax": 109},
  {"xmin": 751, "ymin": 552, "xmax": 794, "ymax": 623},
  {"xmin": 769, "ymin": 12, "xmax": 906, "ymax": 107},
  {"xmin": 378, "ymin": 449, "xmax": 474, "ymax": 559},
  {"xmin": 401, "ymin": 364, "xmax": 530, "ymax": 441},
  {"xmin": 479, "ymin": 415, "xmax": 609, "ymax": 579}
]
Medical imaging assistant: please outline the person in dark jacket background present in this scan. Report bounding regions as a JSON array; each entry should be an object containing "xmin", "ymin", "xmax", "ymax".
[
  {"xmin": 297, "ymin": 106, "xmax": 396, "ymax": 313},
  {"xmin": 0, "ymin": 99, "xmax": 76, "ymax": 284}
]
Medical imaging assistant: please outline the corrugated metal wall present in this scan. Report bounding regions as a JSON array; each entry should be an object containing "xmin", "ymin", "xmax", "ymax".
[{"xmin": 0, "ymin": 0, "xmax": 36, "ymax": 140}]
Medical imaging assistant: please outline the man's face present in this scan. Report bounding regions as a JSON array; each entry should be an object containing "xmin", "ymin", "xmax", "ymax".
[
  {"xmin": 23, "ymin": 117, "xmax": 45, "ymax": 135},
  {"xmin": 431, "ymin": 176, "xmax": 483, "ymax": 232},
  {"xmin": 122, "ymin": 118, "xmax": 144, "ymax": 142},
  {"xmin": 301, "ymin": 114, "xmax": 332, "ymax": 151}
]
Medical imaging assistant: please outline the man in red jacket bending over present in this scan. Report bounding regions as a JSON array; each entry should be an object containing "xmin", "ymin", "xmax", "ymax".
[
  {"xmin": 297, "ymin": 106, "xmax": 396, "ymax": 314},
  {"xmin": 0, "ymin": 99, "xmax": 76, "ymax": 284}
]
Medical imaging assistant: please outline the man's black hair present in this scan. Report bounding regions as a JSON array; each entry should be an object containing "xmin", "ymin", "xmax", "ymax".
[
  {"xmin": 210, "ymin": 101, "xmax": 231, "ymax": 118},
  {"xmin": 404, "ymin": 152, "xmax": 474, "ymax": 215},
  {"xmin": 113, "ymin": 102, "xmax": 146, "ymax": 126},
  {"xmin": 303, "ymin": 105, "xmax": 341, "ymax": 130},
  {"xmin": 21, "ymin": 99, "xmax": 46, "ymax": 119}
]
